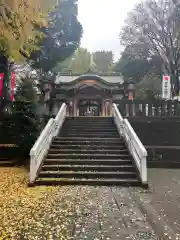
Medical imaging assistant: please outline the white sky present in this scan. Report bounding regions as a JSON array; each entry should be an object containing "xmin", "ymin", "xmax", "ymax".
[{"xmin": 78, "ymin": 0, "xmax": 139, "ymax": 60}]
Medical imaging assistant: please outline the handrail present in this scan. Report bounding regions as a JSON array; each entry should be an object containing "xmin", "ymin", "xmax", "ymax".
[
  {"xmin": 124, "ymin": 119, "xmax": 147, "ymax": 157},
  {"xmin": 29, "ymin": 103, "xmax": 67, "ymax": 183},
  {"xmin": 112, "ymin": 103, "xmax": 124, "ymax": 136},
  {"xmin": 112, "ymin": 103, "xmax": 147, "ymax": 183},
  {"xmin": 54, "ymin": 103, "xmax": 67, "ymax": 135}
]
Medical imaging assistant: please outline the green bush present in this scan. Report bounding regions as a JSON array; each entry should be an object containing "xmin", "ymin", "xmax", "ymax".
[{"xmin": 0, "ymin": 77, "xmax": 45, "ymax": 161}]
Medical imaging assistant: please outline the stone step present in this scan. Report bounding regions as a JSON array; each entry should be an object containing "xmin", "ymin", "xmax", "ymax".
[
  {"xmin": 60, "ymin": 129, "xmax": 118, "ymax": 133},
  {"xmin": 66, "ymin": 116, "xmax": 113, "ymax": 119},
  {"xmin": 64, "ymin": 120, "xmax": 114, "ymax": 123},
  {"xmin": 63, "ymin": 124, "xmax": 115, "ymax": 128},
  {"xmin": 38, "ymin": 171, "xmax": 138, "ymax": 179},
  {"xmin": 0, "ymin": 159, "xmax": 15, "ymax": 166},
  {"xmin": 63, "ymin": 121, "xmax": 115, "ymax": 124},
  {"xmin": 44, "ymin": 159, "xmax": 133, "ymax": 165},
  {"xmin": 59, "ymin": 133, "xmax": 120, "ymax": 138},
  {"xmin": 65, "ymin": 119, "xmax": 113, "ymax": 122},
  {"xmin": 35, "ymin": 178, "xmax": 141, "ymax": 186},
  {"xmin": 48, "ymin": 149, "xmax": 129, "ymax": 154},
  {"xmin": 62, "ymin": 126, "xmax": 117, "ymax": 130},
  {"xmin": 41, "ymin": 164, "xmax": 135, "ymax": 172},
  {"xmin": 50, "ymin": 144, "xmax": 126, "ymax": 150},
  {"xmin": 46, "ymin": 153, "xmax": 130, "ymax": 160},
  {"xmin": 52, "ymin": 140, "xmax": 124, "ymax": 146},
  {"xmin": 53, "ymin": 137, "xmax": 123, "ymax": 142}
]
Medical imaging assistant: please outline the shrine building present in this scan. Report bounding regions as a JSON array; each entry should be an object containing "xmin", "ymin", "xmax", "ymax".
[{"xmin": 42, "ymin": 72, "xmax": 135, "ymax": 117}]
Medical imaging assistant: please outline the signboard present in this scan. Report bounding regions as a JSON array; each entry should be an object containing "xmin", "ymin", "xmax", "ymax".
[
  {"xmin": 162, "ymin": 75, "xmax": 171, "ymax": 99},
  {"xmin": 0, "ymin": 73, "xmax": 4, "ymax": 97}
]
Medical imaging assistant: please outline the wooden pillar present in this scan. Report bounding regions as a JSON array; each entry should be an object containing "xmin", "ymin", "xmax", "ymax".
[
  {"xmin": 110, "ymin": 99, "xmax": 113, "ymax": 116},
  {"xmin": 66, "ymin": 105, "xmax": 69, "ymax": 116},
  {"xmin": 101, "ymin": 99, "xmax": 105, "ymax": 116},
  {"xmin": 69, "ymin": 99, "xmax": 73, "ymax": 116},
  {"xmin": 105, "ymin": 101, "xmax": 108, "ymax": 116},
  {"xmin": 76, "ymin": 99, "xmax": 79, "ymax": 116},
  {"xmin": 104, "ymin": 99, "xmax": 111, "ymax": 116},
  {"xmin": 73, "ymin": 98, "xmax": 77, "ymax": 116},
  {"xmin": 52, "ymin": 101, "xmax": 58, "ymax": 115}
]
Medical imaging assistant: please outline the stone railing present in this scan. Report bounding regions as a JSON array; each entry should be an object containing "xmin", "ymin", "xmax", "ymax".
[
  {"xmin": 112, "ymin": 103, "xmax": 147, "ymax": 184},
  {"xmin": 114, "ymin": 100, "xmax": 180, "ymax": 117},
  {"xmin": 29, "ymin": 103, "xmax": 67, "ymax": 183}
]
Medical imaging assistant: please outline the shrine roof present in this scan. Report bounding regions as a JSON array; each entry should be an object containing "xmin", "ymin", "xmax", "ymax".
[{"xmin": 55, "ymin": 73, "xmax": 123, "ymax": 85}]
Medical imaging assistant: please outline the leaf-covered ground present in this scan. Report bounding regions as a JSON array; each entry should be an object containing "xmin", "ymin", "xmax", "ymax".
[
  {"xmin": 0, "ymin": 167, "xmax": 157, "ymax": 240},
  {"xmin": 0, "ymin": 167, "xmax": 76, "ymax": 239}
]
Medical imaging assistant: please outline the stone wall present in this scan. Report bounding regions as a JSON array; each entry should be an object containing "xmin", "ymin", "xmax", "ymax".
[
  {"xmin": 129, "ymin": 117, "xmax": 180, "ymax": 146},
  {"xmin": 128, "ymin": 117, "xmax": 180, "ymax": 168}
]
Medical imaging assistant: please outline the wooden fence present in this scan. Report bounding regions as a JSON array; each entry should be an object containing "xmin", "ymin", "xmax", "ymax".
[{"xmin": 114, "ymin": 100, "xmax": 180, "ymax": 117}]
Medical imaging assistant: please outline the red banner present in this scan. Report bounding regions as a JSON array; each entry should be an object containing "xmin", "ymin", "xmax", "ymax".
[
  {"xmin": 10, "ymin": 72, "xmax": 15, "ymax": 101},
  {"xmin": 0, "ymin": 73, "xmax": 4, "ymax": 97}
]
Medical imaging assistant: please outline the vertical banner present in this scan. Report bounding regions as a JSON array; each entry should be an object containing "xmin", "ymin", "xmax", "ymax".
[
  {"xmin": 10, "ymin": 72, "xmax": 15, "ymax": 101},
  {"xmin": 162, "ymin": 75, "xmax": 171, "ymax": 99},
  {"xmin": 0, "ymin": 73, "xmax": 4, "ymax": 97}
]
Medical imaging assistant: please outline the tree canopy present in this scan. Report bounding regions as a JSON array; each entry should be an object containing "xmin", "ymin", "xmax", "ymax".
[
  {"xmin": 135, "ymin": 73, "xmax": 161, "ymax": 100},
  {"xmin": 93, "ymin": 51, "xmax": 114, "ymax": 73},
  {"xmin": 28, "ymin": 0, "xmax": 83, "ymax": 73},
  {"xmin": 0, "ymin": 0, "xmax": 57, "ymax": 61},
  {"xmin": 120, "ymin": 0, "xmax": 180, "ymax": 95},
  {"xmin": 70, "ymin": 48, "xmax": 92, "ymax": 73},
  {"xmin": 114, "ymin": 43, "xmax": 162, "ymax": 84},
  {"xmin": 55, "ymin": 49, "xmax": 116, "ymax": 74}
]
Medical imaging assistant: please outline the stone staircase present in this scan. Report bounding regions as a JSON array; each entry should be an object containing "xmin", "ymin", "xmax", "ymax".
[
  {"xmin": 35, "ymin": 117, "xmax": 141, "ymax": 186},
  {"xmin": 0, "ymin": 158, "xmax": 15, "ymax": 167}
]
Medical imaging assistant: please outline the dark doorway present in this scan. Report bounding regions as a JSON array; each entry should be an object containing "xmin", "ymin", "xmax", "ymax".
[{"xmin": 78, "ymin": 99, "xmax": 101, "ymax": 116}]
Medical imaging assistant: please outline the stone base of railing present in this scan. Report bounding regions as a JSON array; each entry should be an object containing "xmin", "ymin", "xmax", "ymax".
[
  {"xmin": 28, "ymin": 182, "xmax": 36, "ymax": 187},
  {"xmin": 141, "ymin": 182, "xmax": 149, "ymax": 189}
]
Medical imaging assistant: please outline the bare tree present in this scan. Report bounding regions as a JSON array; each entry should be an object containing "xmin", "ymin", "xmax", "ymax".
[{"xmin": 120, "ymin": 0, "xmax": 180, "ymax": 96}]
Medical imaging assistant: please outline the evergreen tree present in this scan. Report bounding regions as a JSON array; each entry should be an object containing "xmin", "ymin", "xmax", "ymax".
[
  {"xmin": 93, "ymin": 51, "xmax": 114, "ymax": 73},
  {"xmin": 28, "ymin": 0, "xmax": 83, "ymax": 73},
  {"xmin": 13, "ymin": 78, "xmax": 43, "ymax": 154},
  {"xmin": 0, "ymin": 77, "xmax": 43, "ymax": 157}
]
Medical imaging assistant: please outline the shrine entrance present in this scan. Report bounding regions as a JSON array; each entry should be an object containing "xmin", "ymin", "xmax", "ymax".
[
  {"xmin": 78, "ymin": 99, "xmax": 101, "ymax": 116},
  {"xmin": 47, "ymin": 73, "xmax": 125, "ymax": 117}
]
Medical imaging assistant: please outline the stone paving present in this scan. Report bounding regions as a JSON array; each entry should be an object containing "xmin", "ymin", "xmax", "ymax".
[
  {"xmin": 4, "ymin": 168, "xmax": 180, "ymax": 239},
  {"xmin": 132, "ymin": 168, "xmax": 180, "ymax": 237},
  {"xmin": 15, "ymin": 186, "xmax": 157, "ymax": 240},
  {"xmin": 71, "ymin": 186, "xmax": 157, "ymax": 240}
]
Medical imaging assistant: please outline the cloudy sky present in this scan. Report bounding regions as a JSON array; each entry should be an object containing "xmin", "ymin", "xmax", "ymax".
[{"xmin": 78, "ymin": 0, "xmax": 139, "ymax": 60}]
